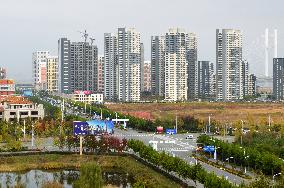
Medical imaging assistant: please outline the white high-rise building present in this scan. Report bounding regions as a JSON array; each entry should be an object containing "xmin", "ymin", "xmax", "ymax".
[
  {"xmin": 151, "ymin": 36, "xmax": 165, "ymax": 97},
  {"xmin": 32, "ymin": 51, "xmax": 49, "ymax": 90},
  {"xmin": 104, "ymin": 33, "xmax": 118, "ymax": 101},
  {"xmin": 112, "ymin": 28, "xmax": 141, "ymax": 102},
  {"xmin": 216, "ymin": 29, "xmax": 243, "ymax": 101},
  {"xmin": 164, "ymin": 28, "xmax": 188, "ymax": 101}
]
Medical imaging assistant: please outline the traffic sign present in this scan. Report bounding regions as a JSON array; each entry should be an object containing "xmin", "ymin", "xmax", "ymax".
[
  {"xmin": 166, "ymin": 129, "xmax": 176, "ymax": 135},
  {"xmin": 73, "ymin": 121, "xmax": 89, "ymax": 136},
  {"xmin": 203, "ymin": 145, "xmax": 215, "ymax": 153}
]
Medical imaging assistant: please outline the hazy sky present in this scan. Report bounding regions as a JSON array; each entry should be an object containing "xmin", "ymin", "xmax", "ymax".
[{"xmin": 0, "ymin": 0, "xmax": 283, "ymax": 82}]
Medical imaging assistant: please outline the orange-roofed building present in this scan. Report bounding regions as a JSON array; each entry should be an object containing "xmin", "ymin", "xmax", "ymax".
[
  {"xmin": 0, "ymin": 95, "xmax": 44, "ymax": 121},
  {"xmin": 0, "ymin": 79, "xmax": 15, "ymax": 95}
]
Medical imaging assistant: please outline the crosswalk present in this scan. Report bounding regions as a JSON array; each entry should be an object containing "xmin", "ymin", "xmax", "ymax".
[
  {"xmin": 115, "ymin": 134, "xmax": 153, "ymax": 137},
  {"xmin": 158, "ymin": 148, "xmax": 190, "ymax": 152}
]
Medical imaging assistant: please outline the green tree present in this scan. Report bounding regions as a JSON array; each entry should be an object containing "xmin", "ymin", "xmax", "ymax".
[{"xmin": 74, "ymin": 162, "xmax": 103, "ymax": 188}]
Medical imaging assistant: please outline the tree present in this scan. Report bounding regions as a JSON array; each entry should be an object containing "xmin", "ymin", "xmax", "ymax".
[
  {"xmin": 247, "ymin": 175, "xmax": 270, "ymax": 188},
  {"xmin": 74, "ymin": 163, "xmax": 103, "ymax": 188}
]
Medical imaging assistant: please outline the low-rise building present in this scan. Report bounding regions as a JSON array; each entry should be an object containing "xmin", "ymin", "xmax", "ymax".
[
  {"xmin": 0, "ymin": 79, "xmax": 15, "ymax": 95},
  {"xmin": 0, "ymin": 96, "xmax": 44, "ymax": 121},
  {"xmin": 72, "ymin": 91, "xmax": 103, "ymax": 104},
  {"xmin": 16, "ymin": 83, "xmax": 34, "ymax": 92}
]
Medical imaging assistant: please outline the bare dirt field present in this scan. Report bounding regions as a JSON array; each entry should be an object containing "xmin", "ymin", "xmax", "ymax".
[{"xmin": 106, "ymin": 102, "xmax": 284, "ymax": 125}]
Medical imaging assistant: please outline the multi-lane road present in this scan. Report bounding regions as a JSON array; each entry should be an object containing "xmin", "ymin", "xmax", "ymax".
[{"xmin": 114, "ymin": 128, "xmax": 248, "ymax": 186}]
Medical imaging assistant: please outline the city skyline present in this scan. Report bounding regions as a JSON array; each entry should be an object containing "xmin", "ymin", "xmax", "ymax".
[{"xmin": 0, "ymin": 0, "xmax": 283, "ymax": 82}]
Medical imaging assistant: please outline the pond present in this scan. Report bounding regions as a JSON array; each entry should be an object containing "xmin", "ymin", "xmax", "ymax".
[{"xmin": 0, "ymin": 169, "xmax": 132, "ymax": 188}]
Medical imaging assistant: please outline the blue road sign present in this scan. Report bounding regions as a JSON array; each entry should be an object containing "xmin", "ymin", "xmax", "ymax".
[
  {"xmin": 203, "ymin": 145, "xmax": 215, "ymax": 153},
  {"xmin": 73, "ymin": 121, "xmax": 89, "ymax": 136},
  {"xmin": 166, "ymin": 129, "xmax": 176, "ymax": 135}
]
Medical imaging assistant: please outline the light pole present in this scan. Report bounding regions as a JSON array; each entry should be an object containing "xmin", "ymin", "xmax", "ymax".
[
  {"xmin": 31, "ymin": 123, "xmax": 34, "ymax": 149},
  {"xmin": 214, "ymin": 147, "xmax": 220, "ymax": 160},
  {"xmin": 244, "ymin": 155, "xmax": 249, "ymax": 174},
  {"xmin": 240, "ymin": 120, "xmax": 244, "ymax": 145},
  {"xmin": 226, "ymin": 156, "xmax": 234, "ymax": 165},
  {"xmin": 273, "ymin": 172, "xmax": 281, "ymax": 184}
]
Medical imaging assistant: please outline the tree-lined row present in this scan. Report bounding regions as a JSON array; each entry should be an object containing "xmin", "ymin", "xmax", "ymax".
[
  {"xmin": 197, "ymin": 135, "xmax": 283, "ymax": 175},
  {"xmin": 235, "ymin": 131, "xmax": 284, "ymax": 158},
  {"xmin": 128, "ymin": 139, "xmax": 237, "ymax": 188},
  {"xmin": 54, "ymin": 134, "xmax": 128, "ymax": 154}
]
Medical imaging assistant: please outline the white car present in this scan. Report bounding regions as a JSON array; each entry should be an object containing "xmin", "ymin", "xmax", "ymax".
[{"xmin": 186, "ymin": 135, "xmax": 194, "ymax": 139}]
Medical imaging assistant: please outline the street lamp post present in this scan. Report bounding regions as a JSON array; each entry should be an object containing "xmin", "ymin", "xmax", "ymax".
[
  {"xmin": 214, "ymin": 147, "xmax": 220, "ymax": 160},
  {"xmin": 241, "ymin": 120, "xmax": 244, "ymax": 145},
  {"xmin": 244, "ymin": 155, "xmax": 249, "ymax": 174},
  {"xmin": 31, "ymin": 123, "xmax": 34, "ymax": 149},
  {"xmin": 273, "ymin": 172, "xmax": 281, "ymax": 184},
  {"xmin": 226, "ymin": 156, "xmax": 234, "ymax": 165}
]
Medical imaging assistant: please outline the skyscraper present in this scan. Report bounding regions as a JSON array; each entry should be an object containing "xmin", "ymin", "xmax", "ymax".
[
  {"xmin": 46, "ymin": 56, "xmax": 59, "ymax": 93},
  {"xmin": 209, "ymin": 63, "xmax": 216, "ymax": 97},
  {"xmin": 104, "ymin": 33, "xmax": 118, "ymax": 101},
  {"xmin": 198, "ymin": 61, "xmax": 211, "ymax": 99},
  {"xmin": 241, "ymin": 60, "xmax": 249, "ymax": 97},
  {"xmin": 140, "ymin": 43, "xmax": 145, "ymax": 92},
  {"xmin": 142, "ymin": 61, "xmax": 151, "ymax": 92},
  {"xmin": 216, "ymin": 29, "xmax": 243, "ymax": 101},
  {"xmin": 58, "ymin": 38, "xmax": 71, "ymax": 94},
  {"xmin": 273, "ymin": 58, "xmax": 284, "ymax": 100},
  {"xmin": 151, "ymin": 36, "xmax": 165, "ymax": 97},
  {"xmin": 164, "ymin": 28, "xmax": 188, "ymax": 101},
  {"xmin": 32, "ymin": 51, "xmax": 49, "ymax": 90},
  {"xmin": 58, "ymin": 38, "xmax": 98, "ymax": 94},
  {"xmin": 98, "ymin": 55, "xmax": 104, "ymax": 93},
  {"xmin": 117, "ymin": 28, "xmax": 141, "ymax": 102},
  {"xmin": 187, "ymin": 33, "xmax": 198, "ymax": 100},
  {"xmin": 247, "ymin": 74, "xmax": 256, "ymax": 96}
]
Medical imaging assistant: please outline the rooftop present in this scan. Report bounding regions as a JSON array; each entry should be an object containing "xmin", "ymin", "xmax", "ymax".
[{"xmin": 0, "ymin": 95, "xmax": 32, "ymax": 105}]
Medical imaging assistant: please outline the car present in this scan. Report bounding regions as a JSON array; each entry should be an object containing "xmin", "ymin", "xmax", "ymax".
[{"xmin": 185, "ymin": 135, "xmax": 194, "ymax": 139}]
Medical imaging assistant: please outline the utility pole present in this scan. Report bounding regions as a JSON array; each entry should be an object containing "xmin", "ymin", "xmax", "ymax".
[
  {"xmin": 23, "ymin": 119, "xmax": 26, "ymax": 140},
  {"xmin": 31, "ymin": 123, "xmax": 34, "ymax": 149},
  {"xmin": 175, "ymin": 115, "xmax": 178, "ymax": 133},
  {"xmin": 268, "ymin": 115, "xmax": 271, "ymax": 131},
  {"xmin": 208, "ymin": 115, "xmax": 211, "ymax": 134},
  {"xmin": 61, "ymin": 99, "xmax": 64, "ymax": 122},
  {"xmin": 61, "ymin": 99, "xmax": 64, "ymax": 135},
  {"xmin": 241, "ymin": 120, "xmax": 244, "ymax": 145}
]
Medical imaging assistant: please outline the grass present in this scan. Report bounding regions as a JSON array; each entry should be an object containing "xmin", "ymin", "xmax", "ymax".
[
  {"xmin": 106, "ymin": 102, "xmax": 284, "ymax": 125},
  {"xmin": 0, "ymin": 154, "xmax": 182, "ymax": 188}
]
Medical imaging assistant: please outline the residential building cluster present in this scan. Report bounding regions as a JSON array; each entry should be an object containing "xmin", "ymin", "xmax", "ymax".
[
  {"xmin": 31, "ymin": 27, "xmax": 262, "ymax": 102},
  {"xmin": 0, "ymin": 95, "xmax": 44, "ymax": 121}
]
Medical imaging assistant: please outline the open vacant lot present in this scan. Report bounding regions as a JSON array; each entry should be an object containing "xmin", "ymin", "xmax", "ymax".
[{"xmin": 107, "ymin": 102, "xmax": 284, "ymax": 125}]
